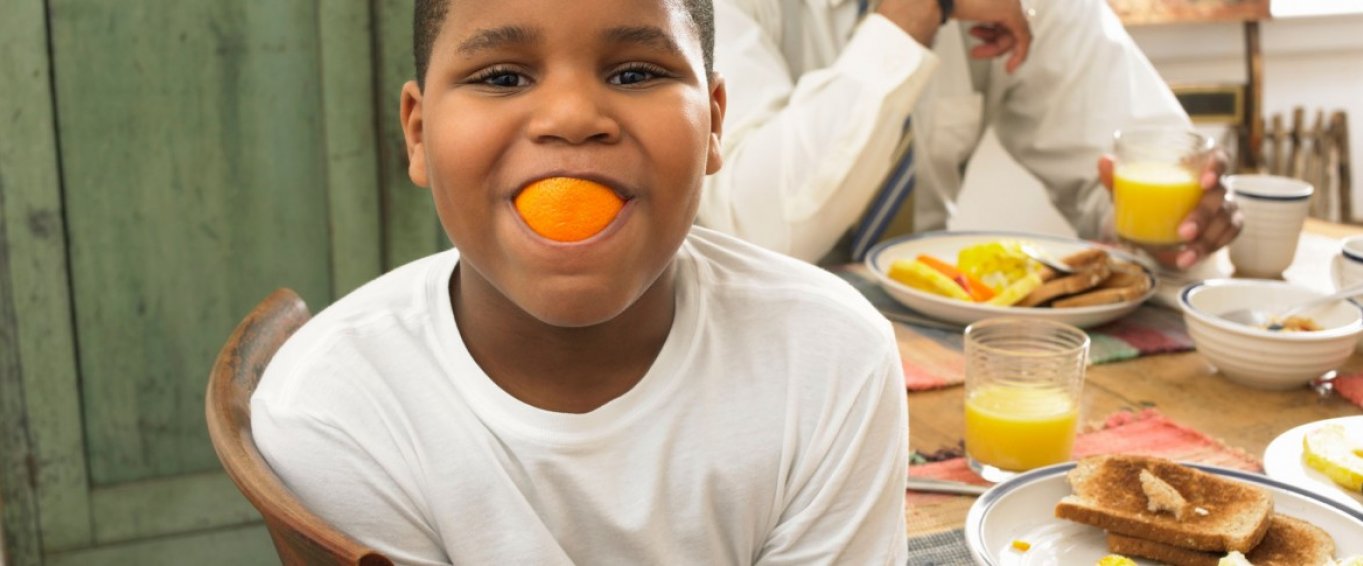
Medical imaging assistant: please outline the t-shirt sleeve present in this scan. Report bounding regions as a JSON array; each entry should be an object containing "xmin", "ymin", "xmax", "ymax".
[
  {"xmin": 754, "ymin": 346, "xmax": 909, "ymax": 564},
  {"xmin": 252, "ymin": 374, "xmax": 450, "ymax": 566}
]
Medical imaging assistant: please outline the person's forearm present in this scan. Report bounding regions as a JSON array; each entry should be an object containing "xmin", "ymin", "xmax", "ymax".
[
  {"xmin": 699, "ymin": 14, "xmax": 938, "ymax": 261},
  {"xmin": 876, "ymin": 0, "xmax": 943, "ymax": 47}
]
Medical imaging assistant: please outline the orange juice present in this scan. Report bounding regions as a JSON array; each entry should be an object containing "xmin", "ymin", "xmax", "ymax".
[
  {"xmin": 964, "ymin": 384, "xmax": 1078, "ymax": 472},
  {"xmin": 1113, "ymin": 162, "xmax": 1202, "ymax": 245}
]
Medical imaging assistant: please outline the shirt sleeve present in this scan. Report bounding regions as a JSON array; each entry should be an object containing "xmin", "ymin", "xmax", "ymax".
[
  {"xmin": 988, "ymin": 0, "xmax": 1191, "ymax": 241},
  {"xmin": 700, "ymin": 3, "xmax": 939, "ymax": 262},
  {"xmin": 755, "ymin": 345, "xmax": 909, "ymax": 565},
  {"xmin": 252, "ymin": 369, "xmax": 451, "ymax": 566}
]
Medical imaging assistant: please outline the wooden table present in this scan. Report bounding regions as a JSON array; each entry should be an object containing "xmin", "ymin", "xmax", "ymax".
[{"xmin": 907, "ymin": 218, "xmax": 1363, "ymax": 465}]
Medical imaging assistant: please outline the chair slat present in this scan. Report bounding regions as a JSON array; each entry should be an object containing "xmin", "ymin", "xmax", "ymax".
[{"xmin": 206, "ymin": 288, "xmax": 395, "ymax": 566}]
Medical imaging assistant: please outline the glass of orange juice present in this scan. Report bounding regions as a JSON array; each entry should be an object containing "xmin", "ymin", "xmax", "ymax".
[
  {"xmin": 964, "ymin": 318, "xmax": 1088, "ymax": 482},
  {"xmin": 1112, "ymin": 127, "xmax": 1215, "ymax": 248}
]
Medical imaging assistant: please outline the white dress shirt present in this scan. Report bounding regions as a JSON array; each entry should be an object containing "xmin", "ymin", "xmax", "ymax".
[{"xmin": 701, "ymin": 0, "xmax": 1191, "ymax": 263}]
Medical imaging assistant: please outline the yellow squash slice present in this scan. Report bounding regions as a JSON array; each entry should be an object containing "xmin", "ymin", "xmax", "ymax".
[{"xmin": 888, "ymin": 259, "xmax": 972, "ymax": 302}]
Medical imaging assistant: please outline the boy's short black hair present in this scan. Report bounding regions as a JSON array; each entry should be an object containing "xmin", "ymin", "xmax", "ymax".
[{"xmin": 413, "ymin": 0, "xmax": 715, "ymax": 89}]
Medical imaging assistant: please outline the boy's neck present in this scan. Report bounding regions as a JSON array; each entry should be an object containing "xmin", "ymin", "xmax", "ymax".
[{"xmin": 451, "ymin": 263, "xmax": 677, "ymax": 414}]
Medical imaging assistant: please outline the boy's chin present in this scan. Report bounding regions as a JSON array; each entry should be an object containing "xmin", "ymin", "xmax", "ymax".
[
  {"xmin": 521, "ymin": 300, "xmax": 631, "ymax": 329},
  {"xmin": 512, "ymin": 286, "xmax": 637, "ymax": 330}
]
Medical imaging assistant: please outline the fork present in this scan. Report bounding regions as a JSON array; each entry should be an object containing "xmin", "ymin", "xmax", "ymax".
[{"xmin": 1019, "ymin": 243, "xmax": 1075, "ymax": 276}]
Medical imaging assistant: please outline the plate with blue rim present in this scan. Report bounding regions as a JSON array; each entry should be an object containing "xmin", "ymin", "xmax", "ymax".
[
  {"xmin": 864, "ymin": 231, "xmax": 1157, "ymax": 329},
  {"xmin": 964, "ymin": 461, "xmax": 1363, "ymax": 565}
]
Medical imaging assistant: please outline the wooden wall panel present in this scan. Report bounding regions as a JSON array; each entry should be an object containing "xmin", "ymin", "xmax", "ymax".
[
  {"xmin": 374, "ymin": 0, "xmax": 448, "ymax": 270},
  {"xmin": 0, "ymin": 0, "xmax": 94, "ymax": 554},
  {"xmin": 48, "ymin": 0, "xmax": 334, "ymax": 485}
]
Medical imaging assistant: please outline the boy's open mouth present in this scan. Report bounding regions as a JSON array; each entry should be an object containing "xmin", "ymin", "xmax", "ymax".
[{"xmin": 513, "ymin": 176, "xmax": 631, "ymax": 242}]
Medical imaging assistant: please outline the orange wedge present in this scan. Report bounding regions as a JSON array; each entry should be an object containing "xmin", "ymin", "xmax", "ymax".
[{"xmin": 514, "ymin": 177, "xmax": 625, "ymax": 242}]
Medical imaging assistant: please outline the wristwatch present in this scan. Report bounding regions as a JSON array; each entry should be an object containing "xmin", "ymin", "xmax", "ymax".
[{"xmin": 938, "ymin": 0, "xmax": 955, "ymax": 23}]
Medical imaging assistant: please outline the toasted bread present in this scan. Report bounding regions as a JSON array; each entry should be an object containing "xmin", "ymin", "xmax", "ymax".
[
  {"xmin": 1054, "ymin": 455, "xmax": 1274, "ymax": 553},
  {"xmin": 1018, "ymin": 261, "xmax": 1112, "ymax": 307},
  {"xmin": 1036, "ymin": 247, "xmax": 1110, "ymax": 281},
  {"xmin": 1097, "ymin": 261, "xmax": 1148, "ymax": 290},
  {"xmin": 1051, "ymin": 261, "xmax": 1151, "ymax": 308},
  {"xmin": 1106, "ymin": 514, "xmax": 1336, "ymax": 566}
]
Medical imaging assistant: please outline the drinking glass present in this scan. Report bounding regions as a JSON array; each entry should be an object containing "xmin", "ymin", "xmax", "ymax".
[
  {"xmin": 1112, "ymin": 127, "xmax": 1216, "ymax": 250},
  {"xmin": 964, "ymin": 317, "xmax": 1089, "ymax": 482}
]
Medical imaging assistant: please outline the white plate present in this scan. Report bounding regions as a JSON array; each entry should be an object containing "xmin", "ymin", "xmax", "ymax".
[
  {"xmin": 1263, "ymin": 416, "xmax": 1363, "ymax": 515},
  {"xmin": 865, "ymin": 231, "xmax": 1156, "ymax": 328},
  {"xmin": 965, "ymin": 462, "xmax": 1363, "ymax": 565}
]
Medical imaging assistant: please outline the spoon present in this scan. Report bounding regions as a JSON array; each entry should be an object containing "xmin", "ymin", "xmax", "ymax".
[
  {"xmin": 1218, "ymin": 282, "xmax": 1363, "ymax": 329},
  {"xmin": 1019, "ymin": 243, "xmax": 1075, "ymax": 276}
]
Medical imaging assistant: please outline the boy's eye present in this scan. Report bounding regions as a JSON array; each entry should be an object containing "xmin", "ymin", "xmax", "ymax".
[
  {"xmin": 608, "ymin": 64, "xmax": 666, "ymax": 86},
  {"xmin": 466, "ymin": 66, "xmax": 531, "ymax": 89},
  {"xmin": 482, "ymin": 72, "xmax": 528, "ymax": 88}
]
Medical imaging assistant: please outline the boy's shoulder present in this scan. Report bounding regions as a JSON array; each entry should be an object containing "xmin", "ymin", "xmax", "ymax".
[
  {"xmin": 302, "ymin": 249, "xmax": 455, "ymax": 339},
  {"xmin": 254, "ymin": 249, "xmax": 457, "ymax": 400},
  {"xmin": 684, "ymin": 227, "xmax": 891, "ymax": 339}
]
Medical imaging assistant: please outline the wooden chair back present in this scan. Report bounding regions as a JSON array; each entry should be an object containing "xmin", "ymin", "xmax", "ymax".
[
  {"xmin": 205, "ymin": 289, "xmax": 394, "ymax": 566},
  {"xmin": 1262, "ymin": 108, "xmax": 1353, "ymax": 223}
]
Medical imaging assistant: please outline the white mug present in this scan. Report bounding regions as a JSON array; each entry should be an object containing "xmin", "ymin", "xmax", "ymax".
[
  {"xmin": 1331, "ymin": 235, "xmax": 1363, "ymax": 353},
  {"xmin": 1225, "ymin": 175, "xmax": 1314, "ymax": 278},
  {"xmin": 1331, "ymin": 235, "xmax": 1363, "ymax": 292}
]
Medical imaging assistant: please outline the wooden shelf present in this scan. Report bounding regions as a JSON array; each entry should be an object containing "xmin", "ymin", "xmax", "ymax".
[{"xmin": 1107, "ymin": 0, "xmax": 1269, "ymax": 26}]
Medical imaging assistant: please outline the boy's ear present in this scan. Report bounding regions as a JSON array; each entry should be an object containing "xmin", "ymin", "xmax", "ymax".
[
  {"xmin": 399, "ymin": 80, "xmax": 430, "ymax": 188},
  {"xmin": 705, "ymin": 74, "xmax": 726, "ymax": 175}
]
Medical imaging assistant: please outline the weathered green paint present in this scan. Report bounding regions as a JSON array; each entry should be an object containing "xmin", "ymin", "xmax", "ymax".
[
  {"xmin": 0, "ymin": 0, "xmax": 95, "ymax": 553},
  {"xmin": 1, "ymin": 189, "xmax": 42, "ymax": 566},
  {"xmin": 46, "ymin": 523, "xmax": 277, "ymax": 566},
  {"xmin": 49, "ymin": 0, "xmax": 334, "ymax": 486},
  {"xmin": 374, "ymin": 0, "xmax": 448, "ymax": 270},
  {"xmin": 319, "ymin": 2, "xmax": 383, "ymax": 296},
  {"xmin": 7, "ymin": 0, "xmax": 402, "ymax": 560},
  {"xmin": 90, "ymin": 471, "xmax": 260, "ymax": 545}
]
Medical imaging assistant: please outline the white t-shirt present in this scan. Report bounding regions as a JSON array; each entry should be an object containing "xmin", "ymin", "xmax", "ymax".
[{"xmin": 252, "ymin": 227, "xmax": 909, "ymax": 565}]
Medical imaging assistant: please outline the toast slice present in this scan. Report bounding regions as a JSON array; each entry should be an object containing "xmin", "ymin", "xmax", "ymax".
[
  {"xmin": 1037, "ymin": 248, "xmax": 1110, "ymax": 282},
  {"xmin": 1106, "ymin": 514, "xmax": 1336, "ymax": 566},
  {"xmin": 1054, "ymin": 455, "xmax": 1274, "ymax": 553},
  {"xmin": 1051, "ymin": 261, "xmax": 1152, "ymax": 308},
  {"xmin": 1018, "ymin": 261, "xmax": 1111, "ymax": 307}
]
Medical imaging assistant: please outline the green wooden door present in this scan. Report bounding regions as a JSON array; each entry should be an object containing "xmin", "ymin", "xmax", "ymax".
[{"xmin": 0, "ymin": 0, "xmax": 442, "ymax": 563}]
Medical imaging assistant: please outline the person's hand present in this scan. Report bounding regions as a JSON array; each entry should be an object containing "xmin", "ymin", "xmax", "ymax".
[
  {"xmin": 1099, "ymin": 152, "xmax": 1244, "ymax": 270},
  {"xmin": 877, "ymin": 0, "xmax": 1032, "ymax": 73},
  {"xmin": 954, "ymin": 0, "xmax": 1033, "ymax": 73}
]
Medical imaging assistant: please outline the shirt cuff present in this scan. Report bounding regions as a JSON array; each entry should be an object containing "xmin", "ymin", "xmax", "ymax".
[{"xmin": 834, "ymin": 14, "xmax": 939, "ymax": 95}]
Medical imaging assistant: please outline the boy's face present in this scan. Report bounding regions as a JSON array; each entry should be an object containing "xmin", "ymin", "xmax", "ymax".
[{"xmin": 401, "ymin": 0, "xmax": 724, "ymax": 328}]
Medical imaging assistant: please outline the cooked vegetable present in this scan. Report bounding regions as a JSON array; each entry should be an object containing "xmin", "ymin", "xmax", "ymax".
[
  {"xmin": 987, "ymin": 272, "xmax": 1044, "ymax": 307},
  {"xmin": 888, "ymin": 259, "xmax": 972, "ymax": 301},
  {"xmin": 957, "ymin": 241, "xmax": 1042, "ymax": 292},
  {"xmin": 917, "ymin": 254, "xmax": 997, "ymax": 302}
]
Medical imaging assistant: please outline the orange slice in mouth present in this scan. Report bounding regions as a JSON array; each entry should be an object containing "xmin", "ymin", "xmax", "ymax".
[{"xmin": 514, "ymin": 177, "xmax": 626, "ymax": 242}]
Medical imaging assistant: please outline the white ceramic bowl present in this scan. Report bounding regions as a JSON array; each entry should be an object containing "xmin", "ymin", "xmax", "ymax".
[
  {"xmin": 1179, "ymin": 279, "xmax": 1363, "ymax": 389},
  {"xmin": 865, "ymin": 231, "xmax": 1156, "ymax": 329}
]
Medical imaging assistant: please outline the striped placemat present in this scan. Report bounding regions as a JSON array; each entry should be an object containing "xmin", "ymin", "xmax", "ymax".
[{"xmin": 832, "ymin": 267, "xmax": 1194, "ymax": 391}]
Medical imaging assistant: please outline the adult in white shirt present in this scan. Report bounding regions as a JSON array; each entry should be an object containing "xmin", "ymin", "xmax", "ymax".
[{"xmin": 700, "ymin": 0, "xmax": 1240, "ymax": 268}]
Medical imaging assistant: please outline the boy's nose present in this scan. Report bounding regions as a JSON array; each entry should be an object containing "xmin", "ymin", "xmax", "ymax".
[{"xmin": 525, "ymin": 77, "xmax": 621, "ymax": 145}]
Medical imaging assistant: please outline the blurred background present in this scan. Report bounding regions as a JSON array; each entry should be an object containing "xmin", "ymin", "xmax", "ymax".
[{"xmin": 1, "ymin": 0, "xmax": 1360, "ymax": 564}]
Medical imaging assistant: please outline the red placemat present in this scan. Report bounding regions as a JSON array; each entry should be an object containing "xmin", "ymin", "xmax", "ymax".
[
  {"xmin": 905, "ymin": 408, "xmax": 1260, "ymax": 536},
  {"xmin": 1331, "ymin": 372, "xmax": 1363, "ymax": 409}
]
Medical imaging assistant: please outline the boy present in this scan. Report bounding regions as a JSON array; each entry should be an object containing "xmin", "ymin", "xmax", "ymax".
[{"xmin": 251, "ymin": 0, "xmax": 908, "ymax": 563}]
